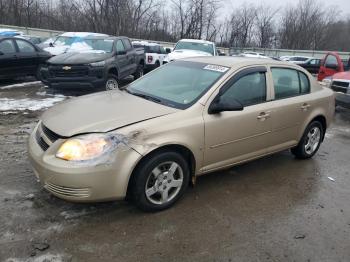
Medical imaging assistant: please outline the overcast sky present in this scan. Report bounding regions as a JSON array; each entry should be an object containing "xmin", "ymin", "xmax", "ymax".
[{"xmin": 222, "ymin": 0, "xmax": 350, "ymax": 17}]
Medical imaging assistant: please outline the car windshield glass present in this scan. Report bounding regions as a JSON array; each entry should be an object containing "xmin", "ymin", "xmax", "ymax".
[
  {"xmin": 126, "ymin": 61, "xmax": 228, "ymax": 109},
  {"xmin": 82, "ymin": 39, "xmax": 114, "ymax": 52},
  {"xmin": 174, "ymin": 41, "xmax": 214, "ymax": 55},
  {"xmin": 54, "ymin": 36, "xmax": 75, "ymax": 46}
]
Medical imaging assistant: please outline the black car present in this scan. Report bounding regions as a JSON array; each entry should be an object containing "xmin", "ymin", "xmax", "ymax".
[
  {"xmin": 299, "ymin": 58, "xmax": 321, "ymax": 75},
  {"xmin": 40, "ymin": 36, "xmax": 145, "ymax": 91},
  {"xmin": 0, "ymin": 36, "xmax": 51, "ymax": 79}
]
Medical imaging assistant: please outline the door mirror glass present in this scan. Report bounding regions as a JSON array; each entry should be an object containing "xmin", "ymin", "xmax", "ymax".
[
  {"xmin": 208, "ymin": 98, "xmax": 243, "ymax": 114},
  {"xmin": 116, "ymin": 50, "xmax": 127, "ymax": 55}
]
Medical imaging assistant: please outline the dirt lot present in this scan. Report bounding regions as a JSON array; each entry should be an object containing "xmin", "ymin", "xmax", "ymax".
[{"xmin": 0, "ymin": 80, "xmax": 350, "ymax": 262}]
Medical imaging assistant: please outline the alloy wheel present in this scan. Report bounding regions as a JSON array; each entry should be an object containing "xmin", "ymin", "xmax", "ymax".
[
  {"xmin": 145, "ymin": 161, "xmax": 184, "ymax": 205},
  {"xmin": 304, "ymin": 126, "xmax": 321, "ymax": 155}
]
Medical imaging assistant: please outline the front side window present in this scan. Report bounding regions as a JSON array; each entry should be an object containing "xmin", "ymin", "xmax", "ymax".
[
  {"xmin": 271, "ymin": 68, "xmax": 310, "ymax": 99},
  {"xmin": 115, "ymin": 40, "xmax": 125, "ymax": 53},
  {"xmin": 0, "ymin": 39, "xmax": 16, "ymax": 53},
  {"xmin": 127, "ymin": 61, "xmax": 228, "ymax": 109},
  {"xmin": 325, "ymin": 55, "xmax": 338, "ymax": 67},
  {"xmin": 220, "ymin": 72, "xmax": 266, "ymax": 106},
  {"xmin": 122, "ymin": 39, "xmax": 132, "ymax": 50}
]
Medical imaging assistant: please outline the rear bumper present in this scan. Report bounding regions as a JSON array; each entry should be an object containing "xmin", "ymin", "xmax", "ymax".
[{"xmin": 335, "ymin": 93, "xmax": 350, "ymax": 109}]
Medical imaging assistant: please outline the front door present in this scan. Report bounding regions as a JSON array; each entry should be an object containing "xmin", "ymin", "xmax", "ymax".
[
  {"xmin": 318, "ymin": 54, "xmax": 340, "ymax": 81},
  {"xmin": 14, "ymin": 39, "xmax": 39, "ymax": 75},
  {"xmin": 114, "ymin": 40, "xmax": 128, "ymax": 78},
  {"xmin": 202, "ymin": 67, "xmax": 273, "ymax": 172}
]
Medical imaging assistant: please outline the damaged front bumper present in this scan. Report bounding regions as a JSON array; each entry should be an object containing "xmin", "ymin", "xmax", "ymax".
[{"xmin": 28, "ymin": 123, "xmax": 142, "ymax": 202}]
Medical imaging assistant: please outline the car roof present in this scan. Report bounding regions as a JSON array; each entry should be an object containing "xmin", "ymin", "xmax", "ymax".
[
  {"xmin": 181, "ymin": 56, "xmax": 306, "ymax": 70},
  {"xmin": 132, "ymin": 40, "xmax": 160, "ymax": 46},
  {"xmin": 178, "ymin": 39, "xmax": 214, "ymax": 45},
  {"xmin": 59, "ymin": 32, "xmax": 109, "ymax": 37}
]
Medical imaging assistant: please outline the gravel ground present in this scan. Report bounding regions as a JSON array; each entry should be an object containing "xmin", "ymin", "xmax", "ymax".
[{"xmin": 0, "ymin": 80, "xmax": 350, "ymax": 262}]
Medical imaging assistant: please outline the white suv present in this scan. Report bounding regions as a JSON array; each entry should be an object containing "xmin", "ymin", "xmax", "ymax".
[
  {"xmin": 132, "ymin": 41, "xmax": 168, "ymax": 72},
  {"xmin": 164, "ymin": 39, "xmax": 216, "ymax": 63}
]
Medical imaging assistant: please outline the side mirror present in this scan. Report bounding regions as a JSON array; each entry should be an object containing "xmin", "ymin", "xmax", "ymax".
[
  {"xmin": 49, "ymin": 42, "xmax": 54, "ymax": 47},
  {"xmin": 165, "ymin": 48, "xmax": 171, "ymax": 53},
  {"xmin": 208, "ymin": 98, "xmax": 244, "ymax": 114},
  {"xmin": 116, "ymin": 50, "xmax": 127, "ymax": 55}
]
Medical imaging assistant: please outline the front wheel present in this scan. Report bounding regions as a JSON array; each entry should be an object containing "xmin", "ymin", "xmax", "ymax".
[
  {"xmin": 105, "ymin": 74, "xmax": 119, "ymax": 90},
  {"xmin": 291, "ymin": 121, "xmax": 324, "ymax": 159},
  {"xmin": 129, "ymin": 151, "xmax": 190, "ymax": 212}
]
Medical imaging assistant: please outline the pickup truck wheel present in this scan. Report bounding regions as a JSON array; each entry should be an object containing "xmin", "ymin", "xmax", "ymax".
[
  {"xmin": 133, "ymin": 65, "xmax": 144, "ymax": 80},
  {"xmin": 291, "ymin": 121, "xmax": 323, "ymax": 159},
  {"xmin": 129, "ymin": 151, "xmax": 190, "ymax": 212},
  {"xmin": 105, "ymin": 74, "xmax": 119, "ymax": 90}
]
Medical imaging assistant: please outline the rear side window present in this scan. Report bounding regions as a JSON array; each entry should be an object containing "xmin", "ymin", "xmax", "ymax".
[
  {"xmin": 221, "ymin": 72, "xmax": 266, "ymax": 106},
  {"xmin": 0, "ymin": 39, "xmax": 16, "ymax": 53},
  {"xmin": 271, "ymin": 68, "xmax": 310, "ymax": 99},
  {"xmin": 16, "ymin": 40, "xmax": 36, "ymax": 52},
  {"xmin": 325, "ymin": 55, "xmax": 338, "ymax": 66}
]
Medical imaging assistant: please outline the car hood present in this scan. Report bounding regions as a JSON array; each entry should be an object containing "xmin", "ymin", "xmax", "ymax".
[
  {"xmin": 332, "ymin": 71, "xmax": 350, "ymax": 80},
  {"xmin": 42, "ymin": 90, "xmax": 178, "ymax": 137},
  {"xmin": 48, "ymin": 52, "xmax": 111, "ymax": 65},
  {"xmin": 167, "ymin": 49, "xmax": 212, "ymax": 61}
]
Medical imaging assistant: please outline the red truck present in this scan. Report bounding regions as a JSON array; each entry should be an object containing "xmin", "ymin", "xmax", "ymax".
[{"xmin": 318, "ymin": 52, "xmax": 350, "ymax": 109}]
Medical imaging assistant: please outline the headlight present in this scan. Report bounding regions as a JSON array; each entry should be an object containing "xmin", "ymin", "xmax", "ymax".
[
  {"xmin": 90, "ymin": 61, "xmax": 105, "ymax": 67},
  {"xmin": 56, "ymin": 134, "xmax": 123, "ymax": 161}
]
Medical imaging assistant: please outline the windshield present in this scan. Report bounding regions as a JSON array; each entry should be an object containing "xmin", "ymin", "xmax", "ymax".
[
  {"xmin": 126, "ymin": 61, "xmax": 228, "ymax": 109},
  {"xmin": 82, "ymin": 39, "xmax": 114, "ymax": 52},
  {"xmin": 174, "ymin": 41, "xmax": 214, "ymax": 55},
  {"xmin": 54, "ymin": 36, "xmax": 75, "ymax": 46}
]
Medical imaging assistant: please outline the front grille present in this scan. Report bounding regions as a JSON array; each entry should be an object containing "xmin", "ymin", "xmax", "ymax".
[
  {"xmin": 332, "ymin": 81, "xmax": 349, "ymax": 88},
  {"xmin": 45, "ymin": 182, "xmax": 90, "ymax": 198},
  {"xmin": 35, "ymin": 123, "xmax": 64, "ymax": 151},
  {"xmin": 49, "ymin": 65, "xmax": 89, "ymax": 78}
]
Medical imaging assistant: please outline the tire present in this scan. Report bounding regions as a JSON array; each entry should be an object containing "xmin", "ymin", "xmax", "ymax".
[
  {"xmin": 155, "ymin": 61, "xmax": 160, "ymax": 67},
  {"xmin": 133, "ymin": 64, "xmax": 144, "ymax": 80},
  {"xmin": 129, "ymin": 151, "xmax": 190, "ymax": 212},
  {"xmin": 105, "ymin": 74, "xmax": 119, "ymax": 90},
  {"xmin": 35, "ymin": 65, "xmax": 43, "ymax": 81},
  {"xmin": 291, "ymin": 121, "xmax": 324, "ymax": 159}
]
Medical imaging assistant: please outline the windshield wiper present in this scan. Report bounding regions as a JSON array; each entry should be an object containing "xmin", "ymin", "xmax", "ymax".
[{"xmin": 126, "ymin": 89, "xmax": 163, "ymax": 104}]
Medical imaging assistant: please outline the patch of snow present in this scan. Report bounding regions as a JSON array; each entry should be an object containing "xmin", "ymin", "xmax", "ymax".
[
  {"xmin": 5, "ymin": 253, "xmax": 66, "ymax": 262},
  {"xmin": 0, "ymin": 96, "xmax": 66, "ymax": 111},
  {"xmin": 0, "ymin": 81, "xmax": 42, "ymax": 90}
]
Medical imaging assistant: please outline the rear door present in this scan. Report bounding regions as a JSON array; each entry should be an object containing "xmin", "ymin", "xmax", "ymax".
[
  {"xmin": 14, "ymin": 39, "xmax": 39, "ymax": 75},
  {"xmin": 265, "ymin": 67, "xmax": 313, "ymax": 152},
  {"xmin": 318, "ymin": 54, "xmax": 341, "ymax": 81},
  {"xmin": 0, "ymin": 39, "xmax": 18, "ymax": 78}
]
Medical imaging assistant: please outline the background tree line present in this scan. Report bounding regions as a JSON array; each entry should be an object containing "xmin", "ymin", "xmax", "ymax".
[{"xmin": 0, "ymin": 0, "xmax": 349, "ymax": 51}]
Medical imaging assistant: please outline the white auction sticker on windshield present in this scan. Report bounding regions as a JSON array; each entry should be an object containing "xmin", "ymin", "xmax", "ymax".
[{"xmin": 203, "ymin": 65, "xmax": 229, "ymax": 73}]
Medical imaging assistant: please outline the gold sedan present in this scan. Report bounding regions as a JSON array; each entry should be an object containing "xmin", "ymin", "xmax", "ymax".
[{"xmin": 28, "ymin": 57, "xmax": 335, "ymax": 211}]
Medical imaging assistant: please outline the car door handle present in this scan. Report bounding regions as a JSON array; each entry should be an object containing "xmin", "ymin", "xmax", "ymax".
[
  {"xmin": 300, "ymin": 103, "xmax": 311, "ymax": 111},
  {"xmin": 257, "ymin": 112, "xmax": 271, "ymax": 120}
]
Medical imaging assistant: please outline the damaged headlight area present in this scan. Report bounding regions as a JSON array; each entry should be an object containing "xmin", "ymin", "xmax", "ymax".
[{"xmin": 56, "ymin": 134, "xmax": 127, "ymax": 162}]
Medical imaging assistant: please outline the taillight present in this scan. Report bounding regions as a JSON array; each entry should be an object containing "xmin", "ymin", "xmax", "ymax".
[{"xmin": 147, "ymin": 56, "xmax": 153, "ymax": 63}]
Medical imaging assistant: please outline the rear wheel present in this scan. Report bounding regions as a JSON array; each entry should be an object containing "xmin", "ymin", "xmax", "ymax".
[
  {"xmin": 129, "ymin": 151, "xmax": 190, "ymax": 212},
  {"xmin": 105, "ymin": 74, "xmax": 119, "ymax": 90},
  {"xmin": 133, "ymin": 64, "xmax": 144, "ymax": 80},
  {"xmin": 291, "ymin": 121, "xmax": 323, "ymax": 159}
]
